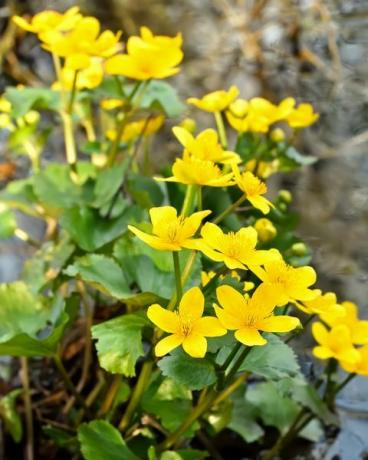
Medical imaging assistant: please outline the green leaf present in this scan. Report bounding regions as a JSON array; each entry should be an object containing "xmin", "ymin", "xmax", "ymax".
[
  {"xmin": 78, "ymin": 420, "xmax": 138, "ymax": 460},
  {"xmin": 142, "ymin": 81, "xmax": 185, "ymax": 117},
  {"xmin": 279, "ymin": 378, "xmax": 337, "ymax": 425},
  {"xmin": 93, "ymin": 161, "xmax": 128, "ymax": 208},
  {"xmin": 142, "ymin": 375, "xmax": 195, "ymax": 434},
  {"xmin": 158, "ymin": 349, "xmax": 217, "ymax": 390},
  {"xmin": 0, "ymin": 282, "xmax": 50, "ymax": 341},
  {"xmin": 33, "ymin": 164, "xmax": 91, "ymax": 211},
  {"xmin": 64, "ymin": 254, "xmax": 131, "ymax": 299},
  {"xmin": 5, "ymin": 87, "xmax": 60, "ymax": 118},
  {"xmin": 238, "ymin": 334, "xmax": 302, "ymax": 380},
  {"xmin": 126, "ymin": 172, "xmax": 164, "ymax": 209},
  {"xmin": 246, "ymin": 381, "xmax": 299, "ymax": 434},
  {"xmin": 0, "ymin": 178, "xmax": 38, "ymax": 216},
  {"xmin": 0, "ymin": 389, "xmax": 23, "ymax": 442},
  {"xmin": 228, "ymin": 388, "xmax": 264, "ymax": 443},
  {"xmin": 114, "ymin": 236, "xmax": 202, "ymax": 299},
  {"xmin": 92, "ymin": 313, "xmax": 149, "ymax": 376},
  {"xmin": 60, "ymin": 206, "xmax": 137, "ymax": 251},
  {"xmin": 0, "ymin": 292, "xmax": 78, "ymax": 357},
  {"xmin": 0, "ymin": 207, "xmax": 16, "ymax": 239},
  {"xmin": 21, "ymin": 236, "xmax": 75, "ymax": 293}
]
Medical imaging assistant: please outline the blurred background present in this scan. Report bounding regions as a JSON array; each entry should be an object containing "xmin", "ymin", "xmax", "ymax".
[{"xmin": 0, "ymin": 1, "xmax": 367, "ymax": 456}]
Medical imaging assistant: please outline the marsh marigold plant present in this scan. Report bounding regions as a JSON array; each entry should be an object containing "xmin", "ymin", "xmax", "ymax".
[{"xmin": 0, "ymin": 8, "xmax": 364, "ymax": 460}]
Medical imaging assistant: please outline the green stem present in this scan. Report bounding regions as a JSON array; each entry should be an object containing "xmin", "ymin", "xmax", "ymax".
[
  {"xmin": 107, "ymin": 81, "xmax": 142, "ymax": 167},
  {"xmin": 285, "ymin": 313, "xmax": 316, "ymax": 344},
  {"xmin": 158, "ymin": 389, "xmax": 218, "ymax": 452},
  {"xmin": 262, "ymin": 369, "xmax": 355, "ymax": 460},
  {"xmin": 333, "ymin": 373, "xmax": 356, "ymax": 396},
  {"xmin": 119, "ymin": 361, "xmax": 153, "ymax": 432},
  {"xmin": 217, "ymin": 342, "xmax": 243, "ymax": 390},
  {"xmin": 221, "ymin": 342, "xmax": 242, "ymax": 373},
  {"xmin": 20, "ymin": 357, "xmax": 34, "ymax": 460},
  {"xmin": 262, "ymin": 409, "xmax": 308, "ymax": 460},
  {"xmin": 214, "ymin": 111, "xmax": 228, "ymax": 148},
  {"xmin": 158, "ymin": 364, "xmax": 249, "ymax": 452},
  {"xmin": 323, "ymin": 359, "xmax": 337, "ymax": 404},
  {"xmin": 53, "ymin": 355, "xmax": 91, "ymax": 418},
  {"xmin": 181, "ymin": 184, "xmax": 197, "ymax": 216},
  {"xmin": 172, "ymin": 252, "xmax": 183, "ymax": 303},
  {"xmin": 197, "ymin": 186, "xmax": 202, "ymax": 211},
  {"xmin": 212, "ymin": 193, "xmax": 248, "ymax": 225},
  {"xmin": 224, "ymin": 346, "xmax": 250, "ymax": 384},
  {"xmin": 67, "ymin": 70, "xmax": 79, "ymax": 114}
]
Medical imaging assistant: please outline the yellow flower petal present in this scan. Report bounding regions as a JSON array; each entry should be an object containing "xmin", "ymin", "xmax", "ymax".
[
  {"xmin": 201, "ymin": 222, "xmax": 223, "ymax": 245},
  {"xmin": 182, "ymin": 333, "xmax": 207, "ymax": 358},
  {"xmin": 214, "ymin": 305, "xmax": 244, "ymax": 330},
  {"xmin": 147, "ymin": 304, "xmax": 180, "ymax": 333},
  {"xmin": 247, "ymin": 195, "xmax": 272, "ymax": 214},
  {"xmin": 235, "ymin": 328, "xmax": 267, "ymax": 346},
  {"xmin": 172, "ymin": 126, "xmax": 194, "ymax": 148},
  {"xmin": 257, "ymin": 315, "xmax": 300, "ymax": 333},
  {"xmin": 155, "ymin": 334, "xmax": 183, "ymax": 357},
  {"xmin": 179, "ymin": 287, "xmax": 204, "ymax": 320},
  {"xmin": 216, "ymin": 285, "xmax": 247, "ymax": 317},
  {"xmin": 352, "ymin": 321, "xmax": 368, "ymax": 344},
  {"xmin": 128, "ymin": 225, "xmax": 180, "ymax": 251},
  {"xmin": 313, "ymin": 346, "xmax": 333, "ymax": 360},
  {"xmin": 312, "ymin": 322, "xmax": 329, "ymax": 346},
  {"xmin": 180, "ymin": 210, "xmax": 211, "ymax": 240},
  {"xmin": 193, "ymin": 316, "xmax": 227, "ymax": 337},
  {"xmin": 149, "ymin": 206, "xmax": 177, "ymax": 235}
]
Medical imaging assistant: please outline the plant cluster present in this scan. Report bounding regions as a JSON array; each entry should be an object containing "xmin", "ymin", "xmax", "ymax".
[{"xmin": 0, "ymin": 7, "xmax": 366, "ymax": 460}]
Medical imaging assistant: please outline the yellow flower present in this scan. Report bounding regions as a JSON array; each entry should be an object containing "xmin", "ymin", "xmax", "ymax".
[
  {"xmin": 340, "ymin": 345, "xmax": 368, "ymax": 376},
  {"xmin": 214, "ymin": 284, "xmax": 300, "ymax": 346},
  {"xmin": 232, "ymin": 164, "xmax": 274, "ymax": 214},
  {"xmin": 245, "ymin": 159, "xmax": 279, "ymax": 179},
  {"xmin": 254, "ymin": 218, "xmax": 277, "ymax": 242},
  {"xmin": 320, "ymin": 301, "xmax": 368, "ymax": 345},
  {"xmin": 148, "ymin": 287, "xmax": 226, "ymax": 357},
  {"xmin": 121, "ymin": 116, "xmax": 164, "ymax": 142},
  {"xmin": 12, "ymin": 7, "xmax": 81, "ymax": 35},
  {"xmin": 194, "ymin": 222, "xmax": 279, "ymax": 271},
  {"xmin": 297, "ymin": 291, "xmax": 344, "ymax": 316},
  {"xmin": 226, "ymin": 97, "xmax": 294, "ymax": 133},
  {"xmin": 287, "ymin": 103, "xmax": 319, "ymax": 128},
  {"xmin": 253, "ymin": 259, "xmax": 318, "ymax": 306},
  {"xmin": 187, "ymin": 86, "xmax": 239, "ymax": 113},
  {"xmin": 53, "ymin": 60, "xmax": 104, "ymax": 90},
  {"xmin": 172, "ymin": 127, "xmax": 240, "ymax": 164},
  {"xmin": 158, "ymin": 157, "xmax": 234, "ymax": 187},
  {"xmin": 312, "ymin": 322, "xmax": 360, "ymax": 364},
  {"xmin": 128, "ymin": 206, "xmax": 210, "ymax": 251},
  {"xmin": 42, "ymin": 17, "xmax": 122, "ymax": 68},
  {"xmin": 100, "ymin": 99, "xmax": 125, "ymax": 110},
  {"xmin": 106, "ymin": 27, "xmax": 183, "ymax": 80}
]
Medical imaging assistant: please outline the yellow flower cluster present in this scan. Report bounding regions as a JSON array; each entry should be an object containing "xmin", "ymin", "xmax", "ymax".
[
  {"xmin": 311, "ymin": 300, "xmax": 368, "ymax": 376},
  {"xmin": 225, "ymin": 96, "xmax": 319, "ymax": 133},
  {"xmin": 13, "ymin": 9, "xmax": 183, "ymax": 90},
  {"xmin": 129, "ymin": 206, "xmax": 312, "ymax": 357}
]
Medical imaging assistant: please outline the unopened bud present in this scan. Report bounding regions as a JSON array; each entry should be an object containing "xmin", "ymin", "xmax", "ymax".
[
  {"xmin": 254, "ymin": 218, "xmax": 277, "ymax": 243},
  {"xmin": 278, "ymin": 189, "xmax": 292, "ymax": 204},
  {"xmin": 179, "ymin": 117, "xmax": 196, "ymax": 134},
  {"xmin": 270, "ymin": 128, "xmax": 285, "ymax": 142},
  {"xmin": 291, "ymin": 242, "xmax": 308, "ymax": 256}
]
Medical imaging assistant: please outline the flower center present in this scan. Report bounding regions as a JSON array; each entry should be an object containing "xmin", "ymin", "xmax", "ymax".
[
  {"xmin": 165, "ymin": 216, "xmax": 186, "ymax": 243},
  {"xmin": 178, "ymin": 313, "xmax": 193, "ymax": 337}
]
